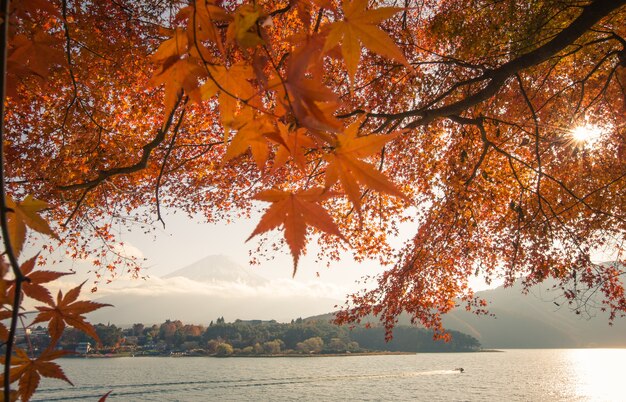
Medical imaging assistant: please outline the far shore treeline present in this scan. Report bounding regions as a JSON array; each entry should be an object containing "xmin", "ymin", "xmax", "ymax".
[{"xmin": 20, "ymin": 318, "xmax": 481, "ymax": 357}]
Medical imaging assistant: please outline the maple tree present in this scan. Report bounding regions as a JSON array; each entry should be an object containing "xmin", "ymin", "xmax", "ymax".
[{"xmin": 1, "ymin": 0, "xmax": 626, "ymax": 399}]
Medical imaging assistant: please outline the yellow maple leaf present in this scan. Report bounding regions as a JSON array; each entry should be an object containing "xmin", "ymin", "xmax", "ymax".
[
  {"xmin": 226, "ymin": 4, "xmax": 266, "ymax": 49},
  {"xmin": 323, "ymin": 0, "xmax": 408, "ymax": 81}
]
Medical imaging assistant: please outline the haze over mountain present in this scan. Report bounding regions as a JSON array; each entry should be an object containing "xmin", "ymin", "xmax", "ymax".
[
  {"xmin": 87, "ymin": 255, "xmax": 343, "ymax": 325},
  {"xmin": 318, "ymin": 270, "xmax": 625, "ymax": 348},
  {"xmin": 438, "ymin": 277, "xmax": 626, "ymax": 348},
  {"xmin": 305, "ymin": 262, "xmax": 626, "ymax": 348}
]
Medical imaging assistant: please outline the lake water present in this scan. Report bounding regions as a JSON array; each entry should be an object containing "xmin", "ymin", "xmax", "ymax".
[{"xmin": 34, "ymin": 349, "xmax": 625, "ymax": 401}]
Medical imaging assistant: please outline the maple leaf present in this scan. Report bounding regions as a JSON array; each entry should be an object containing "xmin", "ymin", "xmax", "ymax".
[
  {"xmin": 98, "ymin": 391, "xmax": 113, "ymax": 402},
  {"xmin": 8, "ymin": 30, "xmax": 64, "ymax": 79},
  {"xmin": 324, "ymin": 120, "xmax": 408, "ymax": 211},
  {"xmin": 6, "ymin": 195, "xmax": 58, "ymax": 257},
  {"xmin": 12, "ymin": 0, "xmax": 60, "ymax": 18},
  {"xmin": 0, "ymin": 256, "xmax": 10, "ymax": 342},
  {"xmin": 272, "ymin": 36, "xmax": 341, "ymax": 132},
  {"xmin": 6, "ymin": 255, "xmax": 71, "ymax": 306},
  {"xmin": 150, "ymin": 57, "xmax": 204, "ymax": 116},
  {"xmin": 270, "ymin": 123, "xmax": 317, "ymax": 172},
  {"xmin": 222, "ymin": 109, "xmax": 277, "ymax": 169},
  {"xmin": 178, "ymin": 0, "xmax": 229, "ymax": 54},
  {"xmin": 0, "ymin": 258, "xmax": 10, "ymax": 305},
  {"xmin": 32, "ymin": 282, "xmax": 111, "ymax": 344},
  {"xmin": 0, "ymin": 310, "xmax": 11, "ymax": 342},
  {"xmin": 323, "ymin": 0, "xmax": 408, "ymax": 81},
  {"xmin": 150, "ymin": 28, "xmax": 206, "ymax": 114},
  {"xmin": 247, "ymin": 188, "xmax": 344, "ymax": 274},
  {"xmin": 226, "ymin": 4, "xmax": 266, "ymax": 48},
  {"xmin": 151, "ymin": 28, "xmax": 188, "ymax": 63},
  {"xmin": 2, "ymin": 348, "xmax": 72, "ymax": 402},
  {"xmin": 200, "ymin": 62, "xmax": 257, "ymax": 139}
]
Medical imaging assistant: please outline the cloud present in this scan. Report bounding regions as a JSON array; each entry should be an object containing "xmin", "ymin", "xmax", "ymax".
[
  {"xmin": 89, "ymin": 275, "xmax": 349, "ymax": 300},
  {"xmin": 21, "ymin": 254, "xmax": 359, "ymax": 323}
]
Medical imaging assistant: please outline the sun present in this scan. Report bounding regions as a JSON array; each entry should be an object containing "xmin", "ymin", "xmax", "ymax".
[{"xmin": 570, "ymin": 125, "xmax": 603, "ymax": 145}]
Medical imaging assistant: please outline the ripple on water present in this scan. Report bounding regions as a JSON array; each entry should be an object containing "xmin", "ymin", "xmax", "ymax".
[{"xmin": 33, "ymin": 350, "xmax": 626, "ymax": 401}]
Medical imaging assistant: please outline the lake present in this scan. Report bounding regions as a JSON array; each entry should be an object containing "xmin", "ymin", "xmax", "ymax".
[{"xmin": 34, "ymin": 349, "xmax": 625, "ymax": 401}]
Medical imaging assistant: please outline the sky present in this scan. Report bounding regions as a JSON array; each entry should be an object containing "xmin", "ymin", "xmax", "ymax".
[
  {"xmin": 22, "ymin": 207, "xmax": 404, "ymax": 316},
  {"xmin": 19, "ymin": 207, "xmax": 405, "ymax": 321},
  {"xmin": 21, "ymin": 197, "xmax": 621, "ymax": 324},
  {"xmin": 27, "ymin": 198, "xmax": 619, "ymax": 308},
  {"xmin": 119, "ymin": 209, "xmax": 387, "ymax": 285}
]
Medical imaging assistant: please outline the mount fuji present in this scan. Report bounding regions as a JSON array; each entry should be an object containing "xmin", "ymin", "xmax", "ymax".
[{"xmin": 87, "ymin": 255, "xmax": 342, "ymax": 325}]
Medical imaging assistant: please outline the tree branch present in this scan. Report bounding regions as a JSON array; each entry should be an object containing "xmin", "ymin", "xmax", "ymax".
[
  {"xmin": 371, "ymin": 0, "xmax": 626, "ymax": 128},
  {"xmin": 1, "ymin": 0, "xmax": 25, "ymax": 398},
  {"xmin": 58, "ymin": 96, "xmax": 184, "ymax": 192}
]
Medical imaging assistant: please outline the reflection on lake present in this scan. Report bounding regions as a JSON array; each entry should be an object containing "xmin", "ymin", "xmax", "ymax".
[{"xmin": 35, "ymin": 349, "xmax": 626, "ymax": 401}]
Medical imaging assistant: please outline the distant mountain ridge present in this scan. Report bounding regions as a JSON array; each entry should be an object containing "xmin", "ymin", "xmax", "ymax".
[
  {"xmin": 439, "ymin": 277, "xmax": 626, "ymax": 348},
  {"xmin": 310, "ymin": 275, "xmax": 626, "ymax": 348}
]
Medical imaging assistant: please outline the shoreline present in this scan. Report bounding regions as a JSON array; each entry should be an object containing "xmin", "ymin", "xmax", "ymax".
[{"xmin": 65, "ymin": 349, "xmax": 499, "ymax": 359}]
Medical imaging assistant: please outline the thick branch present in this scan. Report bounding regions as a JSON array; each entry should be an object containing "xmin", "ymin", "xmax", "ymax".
[{"xmin": 383, "ymin": 0, "xmax": 626, "ymax": 128}]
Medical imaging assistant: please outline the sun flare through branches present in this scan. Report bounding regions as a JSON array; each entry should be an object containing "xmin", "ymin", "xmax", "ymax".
[{"xmin": 570, "ymin": 124, "xmax": 606, "ymax": 147}]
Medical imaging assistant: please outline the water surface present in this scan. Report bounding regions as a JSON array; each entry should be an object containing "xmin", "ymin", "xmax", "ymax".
[{"xmin": 35, "ymin": 349, "xmax": 625, "ymax": 401}]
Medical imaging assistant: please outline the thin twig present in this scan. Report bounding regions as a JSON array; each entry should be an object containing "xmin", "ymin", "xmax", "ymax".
[{"xmin": 156, "ymin": 98, "xmax": 188, "ymax": 227}]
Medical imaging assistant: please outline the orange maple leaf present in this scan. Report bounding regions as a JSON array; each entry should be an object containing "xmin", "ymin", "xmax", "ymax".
[
  {"xmin": 222, "ymin": 109, "xmax": 277, "ymax": 169},
  {"xmin": 0, "ymin": 257, "xmax": 10, "ymax": 342},
  {"xmin": 12, "ymin": 0, "xmax": 61, "ymax": 19},
  {"xmin": 32, "ymin": 283, "xmax": 111, "ymax": 344},
  {"xmin": 324, "ymin": 120, "xmax": 409, "ymax": 211},
  {"xmin": 272, "ymin": 36, "xmax": 341, "ymax": 133},
  {"xmin": 8, "ymin": 30, "xmax": 64, "ymax": 79},
  {"xmin": 270, "ymin": 123, "xmax": 317, "ymax": 173},
  {"xmin": 178, "ymin": 0, "xmax": 229, "ymax": 54},
  {"xmin": 6, "ymin": 195, "xmax": 58, "ymax": 257},
  {"xmin": 0, "ymin": 311, "xmax": 11, "ymax": 342},
  {"xmin": 0, "ymin": 258, "xmax": 10, "ymax": 305},
  {"xmin": 151, "ymin": 28, "xmax": 188, "ymax": 63},
  {"xmin": 150, "ymin": 57, "xmax": 203, "ymax": 116},
  {"xmin": 323, "ymin": 0, "xmax": 408, "ymax": 81},
  {"xmin": 7, "ymin": 255, "xmax": 71, "ymax": 306},
  {"xmin": 150, "ymin": 28, "xmax": 205, "ymax": 114},
  {"xmin": 247, "ymin": 188, "xmax": 344, "ymax": 274},
  {"xmin": 200, "ymin": 62, "xmax": 257, "ymax": 139},
  {"xmin": 2, "ymin": 348, "xmax": 72, "ymax": 402}
]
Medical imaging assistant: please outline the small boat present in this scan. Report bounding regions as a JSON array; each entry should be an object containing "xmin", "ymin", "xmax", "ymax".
[{"xmin": 454, "ymin": 367, "xmax": 464, "ymax": 373}]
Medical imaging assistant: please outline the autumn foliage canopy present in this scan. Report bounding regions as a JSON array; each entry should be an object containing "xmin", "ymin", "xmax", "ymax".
[{"xmin": 1, "ymin": 0, "xmax": 626, "ymax": 399}]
